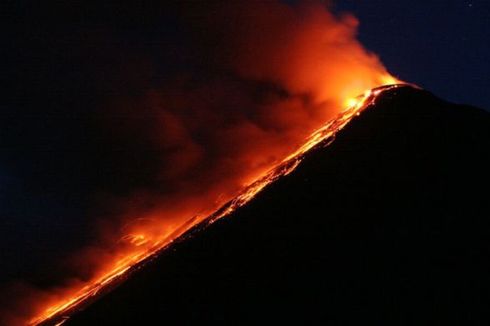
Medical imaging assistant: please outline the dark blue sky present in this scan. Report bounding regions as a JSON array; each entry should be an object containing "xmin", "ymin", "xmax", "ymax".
[{"xmin": 336, "ymin": 0, "xmax": 490, "ymax": 110}]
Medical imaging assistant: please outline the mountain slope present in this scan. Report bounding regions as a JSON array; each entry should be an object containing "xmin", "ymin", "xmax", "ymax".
[{"xmin": 67, "ymin": 86, "xmax": 490, "ymax": 325}]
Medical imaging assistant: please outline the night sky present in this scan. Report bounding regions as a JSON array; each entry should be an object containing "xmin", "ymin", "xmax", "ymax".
[
  {"xmin": 0, "ymin": 0, "xmax": 489, "ymax": 294},
  {"xmin": 335, "ymin": 1, "xmax": 490, "ymax": 110}
]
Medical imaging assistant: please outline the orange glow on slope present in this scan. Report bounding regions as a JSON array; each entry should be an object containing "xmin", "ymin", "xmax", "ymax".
[
  {"xmin": 26, "ymin": 83, "xmax": 405, "ymax": 326},
  {"xmin": 344, "ymin": 97, "xmax": 360, "ymax": 108},
  {"xmin": 0, "ymin": 3, "xmax": 414, "ymax": 325}
]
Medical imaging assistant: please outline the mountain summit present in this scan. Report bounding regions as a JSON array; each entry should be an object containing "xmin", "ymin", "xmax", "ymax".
[{"xmin": 63, "ymin": 86, "xmax": 490, "ymax": 325}]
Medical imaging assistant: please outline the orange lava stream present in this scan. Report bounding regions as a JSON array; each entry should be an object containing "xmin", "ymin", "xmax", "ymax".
[{"xmin": 29, "ymin": 83, "xmax": 404, "ymax": 326}]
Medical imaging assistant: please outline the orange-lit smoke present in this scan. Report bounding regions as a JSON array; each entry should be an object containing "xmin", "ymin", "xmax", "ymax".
[{"xmin": 1, "ymin": 1, "xmax": 398, "ymax": 324}]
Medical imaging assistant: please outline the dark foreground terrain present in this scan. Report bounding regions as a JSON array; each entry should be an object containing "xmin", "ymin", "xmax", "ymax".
[{"xmin": 68, "ymin": 87, "xmax": 489, "ymax": 325}]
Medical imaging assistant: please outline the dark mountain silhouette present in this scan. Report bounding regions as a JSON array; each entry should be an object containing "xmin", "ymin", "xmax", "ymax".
[{"xmin": 66, "ymin": 86, "xmax": 489, "ymax": 325}]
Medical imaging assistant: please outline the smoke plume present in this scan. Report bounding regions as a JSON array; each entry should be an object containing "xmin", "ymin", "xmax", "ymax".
[{"xmin": 1, "ymin": 1, "xmax": 396, "ymax": 324}]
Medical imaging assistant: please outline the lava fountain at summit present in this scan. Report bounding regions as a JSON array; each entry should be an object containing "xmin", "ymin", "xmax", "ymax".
[{"xmin": 0, "ymin": 1, "xmax": 408, "ymax": 325}]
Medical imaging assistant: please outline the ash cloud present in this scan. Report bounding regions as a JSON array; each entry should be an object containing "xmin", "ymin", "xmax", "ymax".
[{"xmin": 0, "ymin": 1, "xmax": 394, "ymax": 324}]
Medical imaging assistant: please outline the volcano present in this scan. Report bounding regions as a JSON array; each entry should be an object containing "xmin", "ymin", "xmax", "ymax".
[{"xmin": 46, "ymin": 86, "xmax": 489, "ymax": 325}]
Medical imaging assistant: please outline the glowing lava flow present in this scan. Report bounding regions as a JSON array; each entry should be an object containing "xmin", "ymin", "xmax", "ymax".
[{"xmin": 30, "ymin": 83, "xmax": 405, "ymax": 326}]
